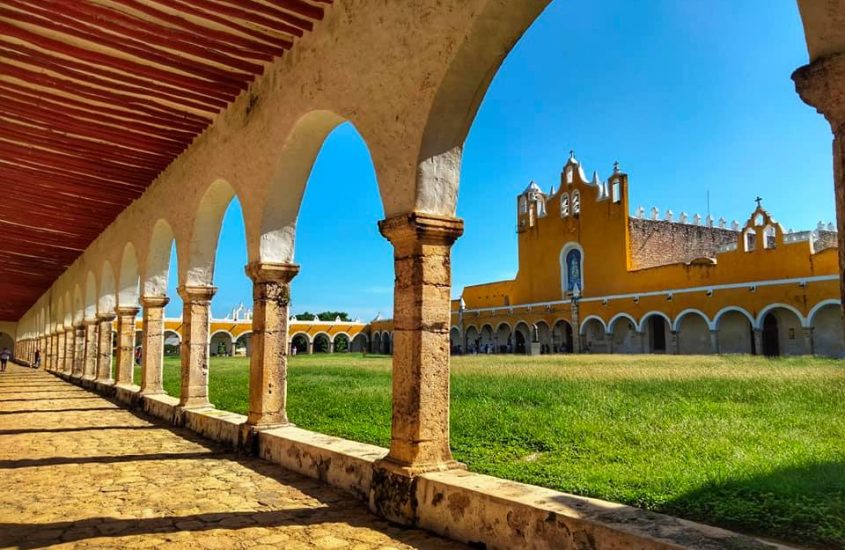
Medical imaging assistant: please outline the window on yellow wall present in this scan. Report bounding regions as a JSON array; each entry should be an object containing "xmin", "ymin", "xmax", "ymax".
[
  {"xmin": 560, "ymin": 193, "xmax": 570, "ymax": 218},
  {"xmin": 611, "ymin": 181, "xmax": 621, "ymax": 203},
  {"xmin": 572, "ymin": 191, "xmax": 581, "ymax": 215}
]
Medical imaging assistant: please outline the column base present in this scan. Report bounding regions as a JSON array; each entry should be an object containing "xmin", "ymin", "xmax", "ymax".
[
  {"xmin": 373, "ymin": 455, "xmax": 466, "ymax": 478},
  {"xmin": 140, "ymin": 388, "xmax": 166, "ymax": 398},
  {"xmin": 239, "ymin": 421, "xmax": 295, "ymax": 455},
  {"xmin": 178, "ymin": 399, "xmax": 215, "ymax": 411}
]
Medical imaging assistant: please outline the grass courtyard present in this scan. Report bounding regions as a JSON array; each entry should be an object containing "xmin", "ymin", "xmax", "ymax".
[{"xmin": 137, "ymin": 354, "xmax": 845, "ymax": 547}]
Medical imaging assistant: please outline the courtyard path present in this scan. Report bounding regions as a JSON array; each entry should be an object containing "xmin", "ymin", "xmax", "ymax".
[{"xmin": 0, "ymin": 365, "xmax": 464, "ymax": 550}]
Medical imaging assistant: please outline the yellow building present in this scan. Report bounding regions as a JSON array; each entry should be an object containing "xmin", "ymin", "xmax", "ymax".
[{"xmin": 450, "ymin": 152, "xmax": 843, "ymax": 357}]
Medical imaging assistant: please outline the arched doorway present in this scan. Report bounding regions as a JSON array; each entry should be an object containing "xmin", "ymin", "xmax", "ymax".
[
  {"xmin": 536, "ymin": 321, "xmax": 552, "ymax": 353},
  {"xmin": 350, "ymin": 333, "xmax": 368, "ymax": 353},
  {"xmin": 291, "ymin": 333, "xmax": 309, "ymax": 355},
  {"xmin": 643, "ymin": 314, "xmax": 669, "ymax": 353},
  {"xmin": 676, "ymin": 312, "xmax": 711, "ymax": 354},
  {"xmin": 810, "ymin": 303, "xmax": 845, "ymax": 357},
  {"xmin": 210, "ymin": 331, "xmax": 234, "ymax": 357},
  {"xmin": 235, "ymin": 333, "xmax": 252, "ymax": 357},
  {"xmin": 495, "ymin": 323, "xmax": 512, "ymax": 354},
  {"xmin": 465, "ymin": 326, "xmax": 479, "ymax": 353},
  {"xmin": 450, "ymin": 327, "xmax": 462, "ymax": 354},
  {"xmin": 716, "ymin": 309, "xmax": 754, "ymax": 354},
  {"xmin": 579, "ymin": 318, "xmax": 604, "ymax": 353},
  {"xmin": 610, "ymin": 316, "xmax": 638, "ymax": 353},
  {"xmin": 479, "ymin": 325, "xmax": 494, "ymax": 353},
  {"xmin": 333, "ymin": 334, "xmax": 350, "ymax": 353},
  {"xmin": 762, "ymin": 313, "xmax": 780, "ymax": 357},
  {"xmin": 514, "ymin": 322, "xmax": 531, "ymax": 354},
  {"xmin": 313, "ymin": 333, "xmax": 331, "ymax": 353},
  {"xmin": 0, "ymin": 332, "xmax": 14, "ymax": 354}
]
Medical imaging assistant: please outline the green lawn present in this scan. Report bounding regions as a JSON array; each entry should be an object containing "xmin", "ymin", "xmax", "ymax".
[{"xmin": 137, "ymin": 353, "xmax": 845, "ymax": 547}]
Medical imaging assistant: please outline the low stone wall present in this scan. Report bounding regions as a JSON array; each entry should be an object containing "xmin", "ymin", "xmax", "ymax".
[{"xmin": 48, "ymin": 369, "xmax": 790, "ymax": 550}]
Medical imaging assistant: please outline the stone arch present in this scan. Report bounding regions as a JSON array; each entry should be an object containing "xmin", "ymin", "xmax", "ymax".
[
  {"xmin": 495, "ymin": 322, "xmax": 513, "ymax": 353},
  {"xmin": 372, "ymin": 332, "xmax": 382, "ymax": 354},
  {"xmin": 758, "ymin": 305, "xmax": 806, "ymax": 356},
  {"xmin": 333, "ymin": 333, "xmax": 350, "ymax": 353},
  {"xmin": 118, "ymin": 241, "xmax": 140, "ymax": 307},
  {"xmin": 715, "ymin": 309, "xmax": 754, "ymax": 354},
  {"xmin": 291, "ymin": 332, "xmax": 310, "ymax": 354},
  {"xmin": 465, "ymin": 325, "xmax": 479, "ymax": 353},
  {"xmin": 553, "ymin": 319, "xmax": 573, "ymax": 353},
  {"xmin": 807, "ymin": 301, "xmax": 844, "ymax": 358},
  {"xmin": 675, "ymin": 310, "xmax": 711, "ymax": 354},
  {"xmin": 234, "ymin": 331, "xmax": 253, "ymax": 357},
  {"xmin": 184, "ymin": 179, "xmax": 238, "ymax": 287},
  {"xmin": 99, "ymin": 260, "xmax": 117, "ymax": 315},
  {"xmin": 449, "ymin": 326, "xmax": 462, "ymax": 354},
  {"xmin": 580, "ymin": 317, "xmax": 606, "ymax": 353},
  {"xmin": 0, "ymin": 332, "xmax": 13, "ymax": 353},
  {"xmin": 535, "ymin": 320, "xmax": 552, "ymax": 352},
  {"xmin": 313, "ymin": 332, "xmax": 332, "ymax": 353},
  {"xmin": 350, "ymin": 333, "xmax": 368, "ymax": 353},
  {"xmin": 513, "ymin": 321, "xmax": 531, "ymax": 354},
  {"xmin": 210, "ymin": 330, "xmax": 234, "ymax": 356},
  {"xmin": 609, "ymin": 313, "xmax": 638, "ymax": 354},
  {"xmin": 164, "ymin": 330, "xmax": 181, "ymax": 356},
  {"xmin": 259, "ymin": 110, "xmax": 351, "ymax": 263},
  {"xmin": 640, "ymin": 311, "xmax": 671, "ymax": 353},
  {"xmin": 380, "ymin": 332, "xmax": 392, "ymax": 354},
  {"xmin": 84, "ymin": 272, "xmax": 97, "ymax": 321},
  {"xmin": 411, "ymin": 1, "xmax": 551, "ymax": 216},
  {"xmin": 479, "ymin": 324, "xmax": 494, "ymax": 351},
  {"xmin": 144, "ymin": 218, "xmax": 176, "ymax": 298},
  {"xmin": 73, "ymin": 284, "xmax": 84, "ymax": 325},
  {"xmin": 755, "ymin": 303, "xmax": 807, "ymax": 330}
]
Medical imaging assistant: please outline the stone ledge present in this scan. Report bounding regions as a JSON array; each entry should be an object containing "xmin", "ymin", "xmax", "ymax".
[
  {"xmin": 259, "ymin": 426, "xmax": 386, "ymax": 501},
  {"xmin": 416, "ymin": 470, "xmax": 788, "ymax": 550},
  {"xmin": 52, "ymin": 371, "xmax": 791, "ymax": 550}
]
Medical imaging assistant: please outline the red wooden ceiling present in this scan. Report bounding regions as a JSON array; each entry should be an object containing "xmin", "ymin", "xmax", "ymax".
[{"xmin": 0, "ymin": 0, "xmax": 330, "ymax": 321}]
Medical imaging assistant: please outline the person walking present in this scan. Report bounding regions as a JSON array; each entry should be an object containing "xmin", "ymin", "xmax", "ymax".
[
  {"xmin": 33, "ymin": 349, "xmax": 41, "ymax": 369},
  {"xmin": 0, "ymin": 347, "xmax": 10, "ymax": 372}
]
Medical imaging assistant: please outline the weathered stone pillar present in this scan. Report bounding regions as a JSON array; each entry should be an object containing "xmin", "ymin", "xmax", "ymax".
[
  {"xmin": 376, "ymin": 212, "xmax": 464, "ymax": 474},
  {"xmin": 570, "ymin": 301, "xmax": 581, "ymax": 353},
  {"xmin": 115, "ymin": 306, "xmax": 139, "ymax": 386},
  {"xmin": 607, "ymin": 333, "xmax": 614, "ymax": 354},
  {"xmin": 46, "ymin": 333, "xmax": 53, "ymax": 370},
  {"xmin": 637, "ymin": 331, "xmax": 647, "ymax": 354},
  {"xmin": 55, "ymin": 330, "xmax": 64, "ymax": 373},
  {"xmin": 753, "ymin": 329, "xmax": 764, "ymax": 356},
  {"xmin": 802, "ymin": 327, "xmax": 815, "ymax": 356},
  {"xmin": 794, "ymin": 53, "xmax": 845, "ymax": 338},
  {"xmin": 307, "ymin": 342, "xmax": 313, "ymax": 355},
  {"xmin": 96, "ymin": 314, "xmax": 115, "ymax": 382},
  {"xmin": 140, "ymin": 296, "xmax": 169, "ymax": 396},
  {"xmin": 83, "ymin": 320, "xmax": 98, "ymax": 379},
  {"xmin": 671, "ymin": 330, "xmax": 680, "ymax": 355},
  {"xmin": 64, "ymin": 328, "xmax": 74, "ymax": 373},
  {"xmin": 177, "ymin": 286, "xmax": 216, "ymax": 409},
  {"xmin": 709, "ymin": 330, "xmax": 720, "ymax": 354},
  {"xmin": 245, "ymin": 262, "xmax": 299, "ymax": 428}
]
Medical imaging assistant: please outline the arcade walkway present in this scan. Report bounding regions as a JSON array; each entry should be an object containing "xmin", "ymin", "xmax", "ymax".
[{"xmin": 0, "ymin": 365, "xmax": 463, "ymax": 550}]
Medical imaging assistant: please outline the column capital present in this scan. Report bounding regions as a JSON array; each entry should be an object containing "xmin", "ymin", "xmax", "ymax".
[
  {"xmin": 140, "ymin": 295, "xmax": 170, "ymax": 308},
  {"xmin": 245, "ymin": 262, "xmax": 300, "ymax": 284},
  {"xmin": 378, "ymin": 212, "xmax": 464, "ymax": 247},
  {"xmin": 83, "ymin": 319, "xmax": 98, "ymax": 327},
  {"xmin": 72, "ymin": 321, "xmax": 85, "ymax": 330},
  {"xmin": 793, "ymin": 52, "xmax": 845, "ymax": 132},
  {"xmin": 178, "ymin": 285, "xmax": 217, "ymax": 303},
  {"xmin": 96, "ymin": 313, "xmax": 116, "ymax": 322},
  {"xmin": 115, "ymin": 306, "xmax": 141, "ymax": 317}
]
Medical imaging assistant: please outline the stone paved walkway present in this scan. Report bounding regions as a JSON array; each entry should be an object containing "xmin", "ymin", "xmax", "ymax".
[{"xmin": 0, "ymin": 365, "xmax": 464, "ymax": 550}]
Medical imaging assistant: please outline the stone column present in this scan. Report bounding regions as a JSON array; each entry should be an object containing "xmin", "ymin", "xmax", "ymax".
[
  {"xmin": 570, "ymin": 301, "xmax": 582, "ymax": 353},
  {"xmin": 306, "ymin": 341, "xmax": 313, "ymax": 354},
  {"xmin": 376, "ymin": 212, "xmax": 464, "ymax": 474},
  {"xmin": 140, "ymin": 296, "xmax": 169, "ymax": 396},
  {"xmin": 177, "ymin": 286, "xmax": 216, "ymax": 409},
  {"xmin": 245, "ymin": 262, "xmax": 299, "ymax": 428},
  {"xmin": 802, "ymin": 327, "xmax": 815, "ymax": 356},
  {"xmin": 96, "ymin": 314, "xmax": 115, "ymax": 382},
  {"xmin": 671, "ymin": 330, "xmax": 680, "ymax": 355},
  {"xmin": 637, "ymin": 331, "xmax": 647, "ymax": 353},
  {"xmin": 753, "ymin": 329, "xmax": 764, "ymax": 356},
  {"xmin": 794, "ymin": 54, "xmax": 845, "ymax": 339},
  {"xmin": 45, "ymin": 333, "xmax": 52, "ymax": 370},
  {"xmin": 64, "ymin": 328, "xmax": 74, "ymax": 373},
  {"xmin": 55, "ymin": 330, "xmax": 64, "ymax": 373},
  {"xmin": 709, "ymin": 330, "xmax": 719, "ymax": 354},
  {"xmin": 115, "ymin": 306, "xmax": 140, "ymax": 386},
  {"xmin": 83, "ymin": 320, "xmax": 98, "ymax": 379}
]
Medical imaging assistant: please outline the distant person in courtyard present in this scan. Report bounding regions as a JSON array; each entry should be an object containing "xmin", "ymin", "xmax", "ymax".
[
  {"xmin": 134, "ymin": 346, "xmax": 142, "ymax": 365},
  {"xmin": 33, "ymin": 349, "xmax": 41, "ymax": 369},
  {"xmin": 0, "ymin": 347, "xmax": 10, "ymax": 372}
]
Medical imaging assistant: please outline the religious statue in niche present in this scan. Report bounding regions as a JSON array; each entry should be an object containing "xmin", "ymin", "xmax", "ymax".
[{"xmin": 566, "ymin": 248, "xmax": 582, "ymax": 293}]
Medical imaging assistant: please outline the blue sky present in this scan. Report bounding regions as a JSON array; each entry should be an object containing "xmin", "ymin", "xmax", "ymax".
[{"xmin": 166, "ymin": 0, "xmax": 834, "ymax": 320}]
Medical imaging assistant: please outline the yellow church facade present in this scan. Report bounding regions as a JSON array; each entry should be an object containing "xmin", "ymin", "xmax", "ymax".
[{"xmin": 449, "ymin": 153, "xmax": 843, "ymax": 357}]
